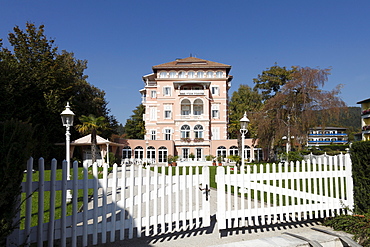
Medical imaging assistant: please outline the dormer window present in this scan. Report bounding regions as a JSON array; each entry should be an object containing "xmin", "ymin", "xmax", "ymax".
[
  {"xmin": 178, "ymin": 71, "xmax": 186, "ymax": 78},
  {"xmin": 207, "ymin": 71, "xmax": 214, "ymax": 78}
]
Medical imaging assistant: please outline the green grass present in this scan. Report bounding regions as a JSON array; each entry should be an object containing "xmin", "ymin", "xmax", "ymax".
[{"xmin": 20, "ymin": 166, "xmax": 110, "ymax": 229}]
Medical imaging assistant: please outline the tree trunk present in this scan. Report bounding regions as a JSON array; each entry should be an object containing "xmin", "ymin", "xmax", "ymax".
[{"xmin": 91, "ymin": 129, "xmax": 97, "ymax": 164}]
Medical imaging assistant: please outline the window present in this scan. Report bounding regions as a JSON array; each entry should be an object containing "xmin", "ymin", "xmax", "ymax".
[
  {"xmin": 216, "ymin": 71, "xmax": 223, "ymax": 78},
  {"xmin": 229, "ymin": 146, "xmax": 238, "ymax": 156},
  {"xmin": 181, "ymin": 125, "xmax": 190, "ymax": 138},
  {"xmin": 181, "ymin": 99, "xmax": 191, "ymax": 115},
  {"xmin": 254, "ymin": 146, "xmax": 263, "ymax": 161},
  {"xmin": 122, "ymin": 146, "xmax": 132, "ymax": 159},
  {"xmin": 194, "ymin": 125, "xmax": 203, "ymax": 138},
  {"xmin": 178, "ymin": 71, "xmax": 185, "ymax": 78},
  {"xmin": 147, "ymin": 146, "xmax": 155, "ymax": 160},
  {"xmin": 151, "ymin": 90, "xmax": 157, "ymax": 98},
  {"xmin": 164, "ymin": 129, "xmax": 172, "ymax": 140},
  {"xmin": 193, "ymin": 99, "xmax": 203, "ymax": 115},
  {"xmin": 151, "ymin": 130, "xmax": 156, "ymax": 140},
  {"xmin": 150, "ymin": 107, "xmax": 157, "ymax": 121},
  {"xmin": 182, "ymin": 148, "xmax": 189, "ymax": 159},
  {"xmin": 217, "ymin": 146, "xmax": 227, "ymax": 157},
  {"xmin": 197, "ymin": 71, "xmax": 204, "ymax": 78},
  {"xmin": 159, "ymin": 72, "xmax": 167, "ymax": 78},
  {"xmin": 211, "ymin": 127, "xmax": 220, "ymax": 140},
  {"xmin": 207, "ymin": 71, "xmax": 214, "ymax": 78},
  {"xmin": 212, "ymin": 104, "xmax": 219, "ymax": 119},
  {"xmin": 196, "ymin": 148, "xmax": 202, "ymax": 160},
  {"xmin": 188, "ymin": 71, "xmax": 195, "ymax": 78},
  {"xmin": 163, "ymin": 87, "xmax": 171, "ymax": 96},
  {"xmin": 164, "ymin": 104, "xmax": 172, "ymax": 119},
  {"xmin": 158, "ymin": 146, "xmax": 167, "ymax": 163},
  {"xmin": 134, "ymin": 146, "xmax": 144, "ymax": 159},
  {"xmin": 211, "ymin": 86, "xmax": 219, "ymax": 95},
  {"xmin": 169, "ymin": 72, "xmax": 176, "ymax": 78}
]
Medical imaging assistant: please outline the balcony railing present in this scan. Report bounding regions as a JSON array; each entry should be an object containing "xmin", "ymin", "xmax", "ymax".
[
  {"xmin": 309, "ymin": 133, "xmax": 348, "ymax": 136},
  {"xmin": 179, "ymin": 90, "xmax": 205, "ymax": 95},
  {"xmin": 180, "ymin": 115, "xmax": 204, "ymax": 120}
]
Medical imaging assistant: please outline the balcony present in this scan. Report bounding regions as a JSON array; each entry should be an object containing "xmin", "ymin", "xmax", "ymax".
[
  {"xmin": 309, "ymin": 133, "xmax": 348, "ymax": 136},
  {"xmin": 179, "ymin": 90, "xmax": 205, "ymax": 96},
  {"xmin": 180, "ymin": 114, "xmax": 205, "ymax": 120}
]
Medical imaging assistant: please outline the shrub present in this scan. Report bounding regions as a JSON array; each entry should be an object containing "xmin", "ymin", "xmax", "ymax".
[
  {"xmin": 0, "ymin": 120, "xmax": 34, "ymax": 244},
  {"xmin": 350, "ymin": 141, "xmax": 370, "ymax": 214}
]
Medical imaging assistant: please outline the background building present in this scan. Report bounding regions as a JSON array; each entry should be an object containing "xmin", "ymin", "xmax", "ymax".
[
  {"xmin": 307, "ymin": 127, "xmax": 348, "ymax": 146},
  {"xmin": 357, "ymin": 98, "xmax": 370, "ymax": 141},
  {"xmin": 119, "ymin": 57, "xmax": 261, "ymax": 163}
]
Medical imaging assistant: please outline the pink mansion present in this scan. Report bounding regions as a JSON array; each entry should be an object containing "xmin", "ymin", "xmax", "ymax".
[{"xmin": 120, "ymin": 57, "xmax": 262, "ymax": 163}]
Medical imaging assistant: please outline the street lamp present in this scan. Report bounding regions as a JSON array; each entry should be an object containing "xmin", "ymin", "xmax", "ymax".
[
  {"xmin": 61, "ymin": 102, "xmax": 75, "ymax": 202},
  {"xmin": 240, "ymin": 112, "xmax": 250, "ymax": 167}
]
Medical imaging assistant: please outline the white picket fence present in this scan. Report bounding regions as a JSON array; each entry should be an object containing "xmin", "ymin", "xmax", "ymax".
[
  {"xmin": 7, "ymin": 158, "xmax": 210, "ymax": 246},
  {"xmin": 216, "ymin": 153, "xmax": 354, "ymax": 232}
]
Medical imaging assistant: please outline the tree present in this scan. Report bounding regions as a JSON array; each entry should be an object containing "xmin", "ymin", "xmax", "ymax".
[
  {"xmin": 0, "ymin": 120, "xmax": 34, "ymax": 244},
  {"xmin": 253, "ymin": 64, "xmax": 296, "ymax": 101},
  {"xmin": 255, "ymin": 66, "xmax": 346, "ymax": 161},
  {"xmin": 124, "ymin": 104, "xmax": 145, "ymax": 139},
  {"xmin": 75, "ymin": 114, "xmax": 108, "ymax": 164},
  {"xmin": 0, "ymin": 23, "xmax": 117, "ymax": 159},
  {"xmin": 228, "ymin": 85, "xmax": 262, "ymax": 139}
]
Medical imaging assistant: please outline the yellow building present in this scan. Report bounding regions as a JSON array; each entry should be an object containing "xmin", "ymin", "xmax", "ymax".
[{"xmin": 357, "ymin": 98, "xmax": 370, "ymax": 141}]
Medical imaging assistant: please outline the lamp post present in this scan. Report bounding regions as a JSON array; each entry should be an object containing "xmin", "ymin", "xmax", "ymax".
[
  {"xmin": 61, "ymin": 102, "xmax": 75, "ymax": 203},
  {"xmin": 240, "ymin": 112, "xmax": 250, "ymax": 167}
]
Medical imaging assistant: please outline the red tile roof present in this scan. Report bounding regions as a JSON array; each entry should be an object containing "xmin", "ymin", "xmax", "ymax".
[{"xmin": 152, "ymin": 57, "xmax": 231, "ymax": 70}]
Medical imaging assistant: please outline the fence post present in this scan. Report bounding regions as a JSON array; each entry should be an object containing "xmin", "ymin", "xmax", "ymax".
[
  {"xmin": 216, "ymin": 166, "xmax": 225, "ymax": 235},
  {"xmin": 345, "ymin": 153, "xmax": 354, "ymax": 213}
]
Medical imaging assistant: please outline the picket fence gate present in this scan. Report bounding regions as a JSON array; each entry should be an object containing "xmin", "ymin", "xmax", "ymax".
[
  {"xmin": 216, "ymin": 153, "xmax": 354, "ymax": 232},
  {"xmin": 7, "ymin": 158, "xmax": 210, "ymax": 247},
  {"xmin": 8, "ymin": 153, "xmax": 354, "ymax": 246}
]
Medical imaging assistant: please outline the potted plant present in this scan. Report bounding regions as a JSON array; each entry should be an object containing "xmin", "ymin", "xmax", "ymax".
[
  {"xmin": 167, "ymin": 155, "xmax": 173, "ymax": 166},
  {"xmin": 217, "ymin": 156, "xmax": 223, "ymax": 166},
  {"xmin": 172, "ymin": 155, "xmax": 179, "ymax": 166},
  {"xmin": 189, "ymin": 153, "xmax": 195, "ymax": 161}
]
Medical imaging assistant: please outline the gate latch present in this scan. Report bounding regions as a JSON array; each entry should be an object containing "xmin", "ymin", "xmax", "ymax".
[{"xmin": 199, "ymin": 184, "xmax": 210, "ymax": 201}]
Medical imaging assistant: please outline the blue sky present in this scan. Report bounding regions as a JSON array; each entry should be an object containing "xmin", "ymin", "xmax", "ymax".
[{"xmin": 1, "ymin": 0, "xmax": 369, "ymax": 124}]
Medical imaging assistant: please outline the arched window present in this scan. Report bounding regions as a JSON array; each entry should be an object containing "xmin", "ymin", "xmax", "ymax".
[
  {"xmin": 122, "ymin": 146, "xmax": 132, "ymax": 159},
  {"xmin": 193, "ymin": 99, "xmax": 203, "ymax": 115},
  {"xmin": 159, "ymin": 72, "xmax": 167, "ymax": 78},
  {"xmin": 181, "ymin": 125, "xmax": 190, "ymax": 138},
  {"xmin": 197, "ymin": 71, "xmax": 204, "ymax": 78},
  {"xmin": 229, "ymin": 146, "xmax": 238, "ymax": 156},
  {"xmin": 169, "ymin": 71, "xmax": 176, "ymax": 78},
  {"xmin": 147, "ymin": 146, "xmax": 155, "ymax": 161},
  {"xmin": 181, "ymin": 99, "xmax": 191, "ymax": 115},
  {"xmin": 158, "ymin": 146, "xmax": 168, "ymax": 163},
  {"xmin": 134, "ymin": 146, "xmax": 144, "ymax": 159},
  {"xmin": 178, "ymin": 71, "xmax": 186, "ymax": 78},
  {"xmin": 217, "ymin": 146, "xmax": 227, "ymax": 158},
  {"xmin": 188, "ymin": 71, "xmax": 195, "ymax": 78},
  {"xmin": 194, "ymin": 125, "xmax": 203, "ymax": 138},
  {"xmin": 216, "ymin": 71, "xmax": 223, "ymax": 78},
  {"xmin": 207, "ymin": 71, "xmax": 214, "ymax": 78}
]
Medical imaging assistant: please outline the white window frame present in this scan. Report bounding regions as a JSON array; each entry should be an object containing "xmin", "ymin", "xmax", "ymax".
[
  {"xmin": 151, "ymin": 90, "xmax": 157, "ymax": 98},
  {"xmin": 164, "ymin": 104, "xmax": 172, "ymax": 119},
  {"xmin": 159, "ymin": 72, "xmax": 167, "ymax": 78},
  {"xmin": 216, "ymin": 71, "xmax": 223, "ymax": 78},
  {"xmin": 150, "ymin": 130, "xmax": 156, "ymax": 140},
  {"xmin": 163, "ymin": 86, "xmax": 171, "ymax": 96},
  {"xmin": 197, "ymin": 71, "xmax": 204, "ymax": 78},
  {"xmin": 178, "ymin": 71, "xmax": 186, "ymax": 78},
  {"xmin": 164, "ymin": 129, "xmax": 172, "ymax": 140},
  {"xmin": 211, "ymin": 86, "xmax": 219, "ymax": 95},
  {"xmin": 211, "ymin": 127, "xmax": 220, "ymax": 140},
  {"xmin": 207, "ymin": 71, "xmax": 214, "ymax": 78},
  {"xmin": 150, "ymin": 107, "xmax": 157, "ymax": 121},
  {"xmin": 188, "ymin": 71, "xmax": 195, "ymax": 78},
  {"xmin": 169, "ymin": 72, "xmax": 176, "ymax": 78},
  {"xmin": 211, "ymin": 104, "xmax": 219, "ymax": 119}
]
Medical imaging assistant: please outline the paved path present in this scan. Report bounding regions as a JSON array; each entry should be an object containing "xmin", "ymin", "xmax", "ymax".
[{"xmin": 85, "ymin": 165, "xmax": 354, "ymax": 247}]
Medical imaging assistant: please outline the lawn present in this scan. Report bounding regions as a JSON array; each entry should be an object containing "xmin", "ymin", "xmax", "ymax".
[{"xmin": 20, "ymin": 166, "xmax": 110, "ymax": 229}]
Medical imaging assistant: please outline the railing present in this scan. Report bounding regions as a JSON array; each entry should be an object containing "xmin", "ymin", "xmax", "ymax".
[
  {"xmin": 179, "ymin": 90, "xmax": 204, "ymax": 95},
  {"xmin": 309, "ymin": 133, "xmax": 348, "ymax": 136},
  {"xmin": 180, "ymin": 115, "xmax": 204, "ymax": 120}
]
